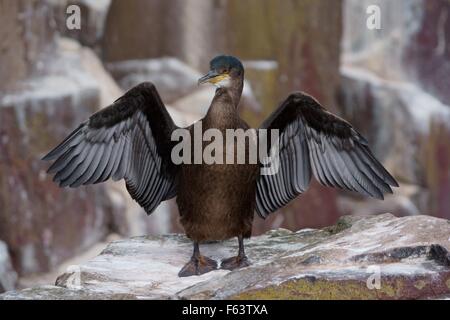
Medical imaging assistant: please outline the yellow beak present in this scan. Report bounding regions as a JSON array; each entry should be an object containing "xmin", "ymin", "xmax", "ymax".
[{"xmin": 198, "ymin": 71, "xmax": 230, "ymax": 85}]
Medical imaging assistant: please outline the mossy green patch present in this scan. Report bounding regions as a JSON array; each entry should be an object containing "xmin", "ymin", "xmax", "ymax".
[
  {"xmin": 323, "ymin": 218, "xmax": 353, "ymax": 235},
  {"xmin": 413, "ymin": 280, "xmax": 426, "ymax": 290},
  {"xmin": 231, "ymin": 277, "xmax": 390, "ymax": 300},
  {"xmin": 230, "ymin": 275, "xmax": 438, "ymax": 300}
]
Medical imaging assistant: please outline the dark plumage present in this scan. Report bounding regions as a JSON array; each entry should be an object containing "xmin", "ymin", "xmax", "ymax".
[
  {"xmin": 43, "ymin": 83, "xmax": 178, "ymax": 214},
  {"xmin": 43, "ymin": 55, "xmax": 398, "ymax": 277},
  {"xmin": 255, "ymin": 93, "xmax": 399, "ymax": 217}
]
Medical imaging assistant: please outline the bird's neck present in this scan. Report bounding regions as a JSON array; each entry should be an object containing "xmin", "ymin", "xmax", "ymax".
[{"xmin": 215, "ymin": 77, "xmax": 243, "ymax": 108}]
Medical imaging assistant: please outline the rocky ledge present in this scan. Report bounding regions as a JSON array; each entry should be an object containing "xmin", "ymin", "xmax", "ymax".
[{"xmin": 1, "ymin": 213, "xmax": 449, "ymax": 300}]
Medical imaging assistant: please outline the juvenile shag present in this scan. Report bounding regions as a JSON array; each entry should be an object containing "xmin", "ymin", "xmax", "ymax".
[{"xmin": 43, "ymin": 55, "xmax": 398, "ymax": 277}]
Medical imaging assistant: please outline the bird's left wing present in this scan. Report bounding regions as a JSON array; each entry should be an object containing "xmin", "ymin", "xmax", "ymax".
[
  {"xmin": 255, "ymin": 92, "xmax": 399, "ymax": 218},
  {"xmin": 43, "ymin": 82, "xmax": 179, "ymax": 215}
]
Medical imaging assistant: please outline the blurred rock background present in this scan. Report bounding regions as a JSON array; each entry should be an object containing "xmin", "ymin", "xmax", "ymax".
[{"xmin": 0, "ymin": 0, "xmax": 448, "ymax": 292}]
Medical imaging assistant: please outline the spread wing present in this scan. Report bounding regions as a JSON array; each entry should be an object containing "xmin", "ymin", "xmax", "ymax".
[
  {"xmin": 255, "ymin": 92, "xmax": 399, "ymax": 218},
  {"xmin": 43, "ymin": 82, "xmax": 178, "ymax": 215}
]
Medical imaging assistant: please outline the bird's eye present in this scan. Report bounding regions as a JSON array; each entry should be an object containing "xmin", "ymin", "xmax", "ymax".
[{"xmin": 219, "ymin": 68, "xmax": 227, "ymax": 74}]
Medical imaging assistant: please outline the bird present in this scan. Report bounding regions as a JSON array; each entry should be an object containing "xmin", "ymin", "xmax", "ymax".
[{"xmin": 43, "ymin": 55, "xmax": 399, "ymax": 277}]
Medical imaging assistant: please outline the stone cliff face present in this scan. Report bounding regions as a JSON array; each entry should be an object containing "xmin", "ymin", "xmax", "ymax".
[
  {"xmin": 0, "ymin": 0, "xmax": 142, "ymax": 280},
  {"xmin": 340, "ymin": 0, "xmax": 450, "ymax": 220},
  {"xmin": 338, "ymin": 66, "xmax": 450, "ymax": 220},
  {"xmin": 0, "ymin": 38, "xmax": 117, "ymax": 275},
  {"xmin": 0, "ymin": 0, "xmax": 56, "ymax": 92},
  {"xmin": 1, "ymin": 214, "xmax": 449, "ymax": 300},
  {"xmin": 403, "ymin": 0, "xmax": 450, "ymax": 107},
  {"xmin": 0, "ymin": 241, "xmax": 17, "ymax": 292},
  {"xmin": 343, "ymin": 0, "xmax": 450, "ymax": 105},
  {"xmin": 49, "ymin": 0, "xmax": 111, "ymax": 54},
  {"xmin": 102, "ymin": 0, "xmax": 342, "ymax": 110}
]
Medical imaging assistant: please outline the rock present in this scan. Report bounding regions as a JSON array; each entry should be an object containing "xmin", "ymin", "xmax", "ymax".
[
  {"xmin": 16, "ymin": 234, "xmax": 120, "ymax": 290},
  {"xmin": 107, "ymin": 58, "xmax": 203, "ymax": 104},
  {"xmin": 224, "ymin": 0, "xmax": 343, "ymax": 111},
  {"xmin": 0, "ymin": 285, "xmax": 136, "ymax": 300},
  {"xmin": 49, "ymin": 0, "xmax": 111, "ymax": 54},
  {"xmin": 107, "ymin": 183, "xmax": 184, "ymax": 237},
  {"xmin": 75, "ymin": 39, "xmax": 123, "ymax": 107},
  {"xmin": 338, "ymin": 183, "xmax": 429, "ymax": 218},
  {"xmin": 0, "ymin": 241, "xmax": 18, "ymax": 293},
  {"xmin": 102, "ymin": 0, "xmax": 226, "ymax": 70},
  {"xmin": 342, "ymin": 0, "xmax": 422, "ymax": 80},
  {"xmin": 403, "ymin": 0, "xmax": 450, "ymax": 106},
  {"xmin": 343, "ymin": 0, "xmax": 450, "ymax": 106},
  {"xmin": 2, "ymin": 214, "xmax": 449, "ymax": 299},
  {"xmin": 341, "ymin": 1, "xmax": 450, "ymax": 220},
  {"xmin": 0, "ymin": 7, "xmax": 107, "ymax": 278},
  {"xmin": 0, "ymin": 0, "xmax": 56, "ymax": 91},
  {"xmin": 102, "ymin": 0, "xmax": 170, "ymax": 63},
  {"xmin": 0, "ymin": 38, "xmax": 122, "ymax": 275},
  {"xmin": 240, "ymin": 60, "xmax": 279, "ymax": 127},
  {"xmin": 102, "ymin": 0, "xmax": 343, "ymax": 108},
  {"xmin": 338, "ymin": 66, "xmax": 450, "ymax": 219}
]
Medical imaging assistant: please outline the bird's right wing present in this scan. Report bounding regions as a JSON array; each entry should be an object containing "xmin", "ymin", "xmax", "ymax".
[
  {"xmin": 255, "ymin": 92, "xmax": 399, "ymax": 218},
  {"xmin": 43, "ymin": 82, "xmax": 179, "ymax": 215}
]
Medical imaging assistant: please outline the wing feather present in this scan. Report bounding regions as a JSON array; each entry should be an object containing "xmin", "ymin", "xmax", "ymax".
[
  {"xmin": 43, "ymin": 82, "xmax": 179, "ymax": 215},
  {"xmin": 256, "ymin": 92, "xmax": 398, "ymax": 218}
]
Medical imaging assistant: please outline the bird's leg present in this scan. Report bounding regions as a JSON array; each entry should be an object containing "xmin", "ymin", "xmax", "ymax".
[
  {"xmin": 220, "ymin": 235, "xmax": 251, "ymax": 271},
  {"xmin": 178, "ymin": 242, "xmax": 218, "ymax": 277}
]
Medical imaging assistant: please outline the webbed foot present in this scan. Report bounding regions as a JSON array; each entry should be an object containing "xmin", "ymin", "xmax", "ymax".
[
  {"xmin": 178, "ymin": 255, "xmax": 218, "ymax": 277},
  {"xmin": 220, "ymin": 255, "xmax": 251, "ymax": 271}
]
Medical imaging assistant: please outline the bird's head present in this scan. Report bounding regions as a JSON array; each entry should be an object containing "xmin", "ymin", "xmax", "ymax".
[{"xmin": 198, "ymin": 55, "xmax": 244, "ymax": 88}]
